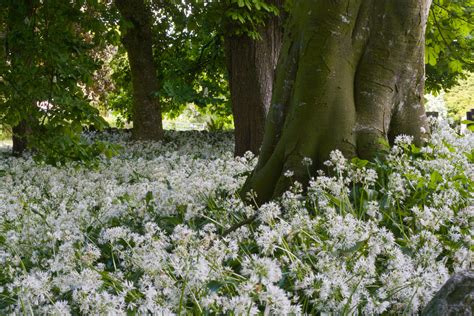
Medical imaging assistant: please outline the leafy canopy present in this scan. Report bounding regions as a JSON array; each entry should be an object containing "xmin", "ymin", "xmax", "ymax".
[
  {"xmin": 425, "ymin": 0, "xmax": 473, "ymax": 93},
  {"xmin": 0, "ymin": 0, "xmax": 117, "ymax": 164}
]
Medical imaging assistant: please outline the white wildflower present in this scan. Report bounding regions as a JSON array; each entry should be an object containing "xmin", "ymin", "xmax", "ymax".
[
  {"xmin": 302, "ymin": 157, "xmax": 313, "ymax": 166},
  {"xmin": 258, "ymin": 202, "xmax": 281, "ymax": 224},
  {"xmin": 284, "ymin": 170, "xmax": 294, "ymax": 177},
  {"xmin": 241, "ymin": 255, "xmax": 282, "ymax": 285}
]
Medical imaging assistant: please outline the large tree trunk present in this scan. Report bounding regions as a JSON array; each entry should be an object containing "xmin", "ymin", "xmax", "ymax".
[
  {"xmin": 115, "ymin": 0, "xmax": 163, "ymax": 141},
  {"xmin": 243, "ymin": 0, "xmax": 431, "ymax": 204},
  {"xmin": 225, "ymin": 1, "xmax": 283, "ymax": 157}
]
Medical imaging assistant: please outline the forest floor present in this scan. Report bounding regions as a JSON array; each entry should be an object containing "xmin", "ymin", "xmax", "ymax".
[{"xmin": 0, "ymin": 121, "xmax": 472, "ymax": 314}]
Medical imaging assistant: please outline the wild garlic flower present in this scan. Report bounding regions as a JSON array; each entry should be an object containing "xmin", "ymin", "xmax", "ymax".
[{"xmin": 0, "ymin": 125, "xmax": 471, "ymax": 314}]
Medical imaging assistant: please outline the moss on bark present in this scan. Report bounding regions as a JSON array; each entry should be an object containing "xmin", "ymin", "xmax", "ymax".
[{"xmin": 243, "ymin": 0, "xmax": 431, "ymax": 204}]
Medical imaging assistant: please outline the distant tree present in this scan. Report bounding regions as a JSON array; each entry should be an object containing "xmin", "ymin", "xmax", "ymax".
[
  {"xmin": 242, "ymin": 0, "xmax": 432, "ymax": 203},
  {"xmin": 1, "ymin": 0, "xmax": 113, "ymax": 163},
  {"xmin": 107, "ymin": 0, "xmax": 229, "ymax": 128},
  {"xmin": 3, "ymin": 0, "xmax": 35, "ymax": 155},
  {"xmin": 115, "ymin": 0, "xmax": 163, "ymax": 140}
]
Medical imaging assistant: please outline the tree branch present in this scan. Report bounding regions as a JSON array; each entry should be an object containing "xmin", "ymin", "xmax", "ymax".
[
  {"xmin": 222, "ymin": 213, "xmax": 257, "ymax": 236},
  {"xmin": 432, "ymin": 1, "xmax": 473, "ymax": 25}
]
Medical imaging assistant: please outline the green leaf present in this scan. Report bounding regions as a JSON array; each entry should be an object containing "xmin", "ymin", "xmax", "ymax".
[
  {"xmin": 207, "ymin": 280, "xmax": 224, "ymax": 293},
  {"xmin": 429, "ymin": 171, "xmax": 443, "ymax": 189},
  {"xmin": 351, "ymin": 157, "xmax": 369, "ymax": 168},
  {"xmin": 145, "ymin": 191, "xmax": 154, "ymax": 205}
]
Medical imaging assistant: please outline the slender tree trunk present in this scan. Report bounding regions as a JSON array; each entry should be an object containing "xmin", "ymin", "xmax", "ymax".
[
  {"xmin": 8, "ymin": 0, "xmax": 36, "ymax": 156},
  {"xmin": 225, "ymin": 1, "xmax": 283, "ymax": 156},
  {"xmin": 243, "ymin": 0, "xmax": 431, "ymax": 204},
  {"xmin": 115, "ymin": 0, "xmax": 163, "ymax": 141},
  {"xmin": 11, "ymin": 121, "xmax": 31, "ymax": 156}
]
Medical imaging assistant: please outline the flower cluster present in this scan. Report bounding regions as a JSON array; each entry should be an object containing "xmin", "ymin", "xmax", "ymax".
[{"xmin": 0, "ymin": 123, "xmax": 472, "ymax": 314}]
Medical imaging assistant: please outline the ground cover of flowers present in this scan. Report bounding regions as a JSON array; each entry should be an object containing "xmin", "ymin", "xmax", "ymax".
[{"xmin": 0, "ymin": 121, "xmax": 472, "ymax": 315}]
